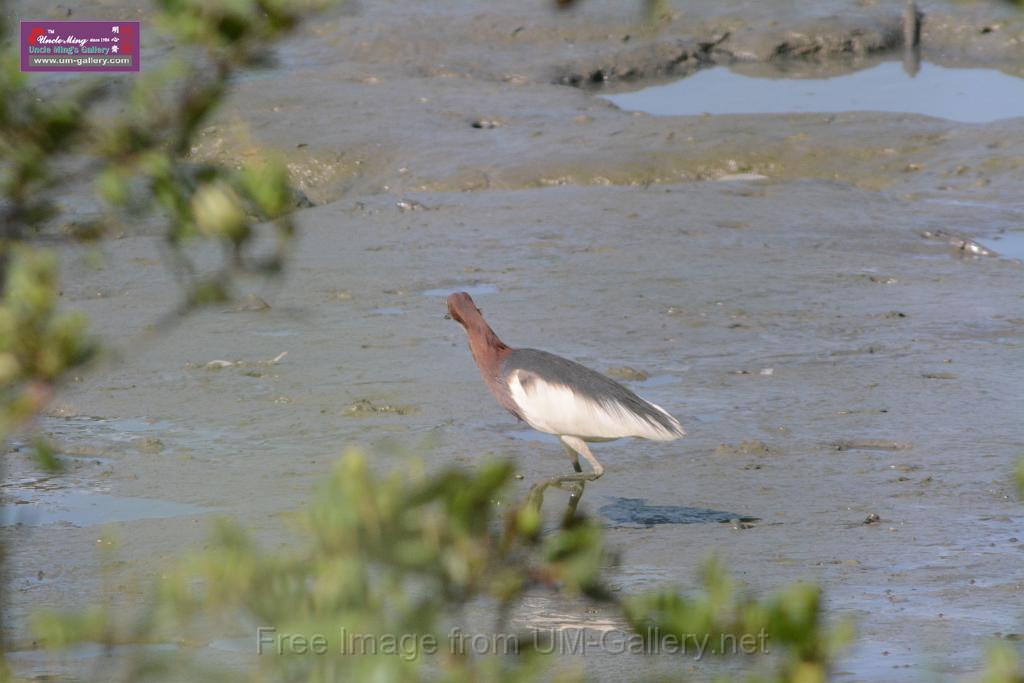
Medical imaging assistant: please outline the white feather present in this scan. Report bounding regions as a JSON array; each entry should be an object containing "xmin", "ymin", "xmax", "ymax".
[{"xmin": 508, "ymin": 370, "xmax": 684, "ymax": 442}]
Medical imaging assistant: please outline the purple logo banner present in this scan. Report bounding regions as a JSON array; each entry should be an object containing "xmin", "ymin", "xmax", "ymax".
[{"xmin": 21, "ymin": 20, "xmax": 140, "ymax": 73}]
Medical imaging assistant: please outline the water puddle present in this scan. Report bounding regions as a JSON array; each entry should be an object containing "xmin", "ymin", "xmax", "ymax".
[
  {"xmin": 2, "ymin": 415, "xmax": 221, "ymax": 527},
  {"xmin": 599, "ymin": 497, "xmax": 759, "ymax": 528},
  {"xmin": 924, "ymin": 197, "xmax": 1017, "ymax": 212},
  {"xmin": 505, "ymin": 430, "xmax": 559, "ymax": 444},
  {"xmin": 603, "ymin": 62, "xmax": 1024, "ymax": 123},
  {"xmin": 1, "ymin": 488, "xmax": 206, "ymax": 527},
  {"xmin": 517, "ymin": 609, "xmax": 623, "ymax": 634},
  {"xmin": 251, "ymin": 329, "xmax": 296, "ymax": 337},
  {"xmin": 421, "ymin": 283, "xmax": 498, "ymax": 297},
  {"xmin": 37, "ymin": 415, "xmax": 227, "ymax": 457},
  {"xmin": 635, "ymin": 374, "xmax": 678, "ymax": 388},
  {"xmin": 5, "ymin": 643, "xmax": 178, "ymax": 677},
  {"xmin": 207, "ymin": 637, "xmax": 253, "ymax": 653},
  {"xmin": 977, "ymin": 232, "xmax": 1024, "ymax": 261},
  {"xmin": 40, "ymin": 416, "xmax": 174, "ymax": 444},
  {"xmin": 834, "ymin": 638, "xmax": 925, "ymax": 682},
  {"xmin": 371, "ymin": 306, "xmax": 406, "ymax": 316}
]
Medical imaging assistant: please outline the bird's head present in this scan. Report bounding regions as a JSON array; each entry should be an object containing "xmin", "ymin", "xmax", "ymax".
[
  {"xmin": 446, "ymin": 291, "xmax": 509, "ymax": 353},
  {"xmin": 445, "ymin": 291, "xmax": 480, "ymax": 327}
]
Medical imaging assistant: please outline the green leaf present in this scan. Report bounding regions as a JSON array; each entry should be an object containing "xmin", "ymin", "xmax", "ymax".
[
  {"xmin": 1017, "ymin": 458, "xmax": 1024, "ymax": 499},
  {"xmin": 32, "ymin": 436, "xmax": 62, "ymax": 474},
  {"xmin": 239, "ymin": 160, "xmax": 291, "ymax": 218}
]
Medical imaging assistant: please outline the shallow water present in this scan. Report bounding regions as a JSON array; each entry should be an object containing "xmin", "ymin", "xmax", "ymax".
[
  {"xmin": 372, "ymin": 306, "xmax": 406, "ymax": 316},
  {"xmin": 421, "ymin": 283, "xmax": 499, "ymax": 297},
  {"xmin": 634, "ymin": 375, "xmax": 678, "ymax": 388},
  {"xmin": 978, "ymin": 232, "xmax": 1024, "ymax": 260},
  {"xmin": 603, "ymin": 62, "xmax": 1024, "ymax": 123},
  {"xmin": 1, "ymin": 416, "xmax": 218, "ymax": 528},
  {"xmin": 505, "ymin": 429, "xmax": 560, "ymax": 444},
  {"xmin": 5, "ymin": 643, "xmax": 178, "ymax": 664},
  {"xmin": 0, "ymin": 488, "xmax": 206, "ymax": 527}
]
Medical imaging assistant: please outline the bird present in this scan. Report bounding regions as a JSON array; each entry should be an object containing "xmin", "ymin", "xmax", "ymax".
[{"xmin": 446, "ymin": 292, "xmax": 685, "ymax": 481}]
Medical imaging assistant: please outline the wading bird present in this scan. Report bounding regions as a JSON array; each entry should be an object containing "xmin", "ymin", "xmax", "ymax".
[{"xmin": 446, "ymin": 292, "xmax": 684, "ymax": 481}]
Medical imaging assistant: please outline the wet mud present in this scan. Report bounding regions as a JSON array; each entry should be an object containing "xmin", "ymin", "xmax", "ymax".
[{"xmin": 4, "ymin": 0, "xmax": 1024, "ymax": 680}]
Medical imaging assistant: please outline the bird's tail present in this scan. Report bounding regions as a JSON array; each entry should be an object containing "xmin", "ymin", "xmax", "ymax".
[{"xmin": 643, "ymin": 400, "xmax": 686, "ymax": 441}]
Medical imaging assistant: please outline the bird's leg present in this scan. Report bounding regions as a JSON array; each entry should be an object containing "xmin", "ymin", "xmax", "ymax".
[
  {"xmin": 525, "ymin": 476, "xmax": 584, "ymax": 517},
  {"xmin": 556, "ymin": 436, "xmax": 604, "ymax": 482},
  {"xmin": 562, "ymin": 441, "xmax": 582, "ymax": 473},
  {"xmin": 523, "ymin": 439, "xmax": 601, "ymax": 518}
]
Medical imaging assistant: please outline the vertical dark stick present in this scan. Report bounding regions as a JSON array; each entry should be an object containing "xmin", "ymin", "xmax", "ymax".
[{"xmin": 902, "ymin": 1, "xmax": 923, "ymax": 77}]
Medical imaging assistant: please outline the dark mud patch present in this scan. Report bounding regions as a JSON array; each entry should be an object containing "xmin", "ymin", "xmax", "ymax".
[
  {"xmin": 713, "ymin": 440, "xmax": 779, "ymax": 457},
  {"xmin": 599, "ymin": 497, "xmax": 760, "ymax": 528},
  {"xmin": 831, "ymin": 439, "xmax": 913, "ymax": 452},
  {"xmin": 635, "ymin": 374, "xmax": 678, "ymax": 388},
  {"xmin": 343, "ymin": 398, "xmax": 418, "ymax": 417},
  {"xmin": 605, "ymin": 366, "xmax": 649, "ymax": 382},
  {"xmin": 921, "ymin": 371, "xmax": 957, "ymax": 380},
  {"xmin": 556, "ymin": 14, "xmax": 904, "ymax": 88}
]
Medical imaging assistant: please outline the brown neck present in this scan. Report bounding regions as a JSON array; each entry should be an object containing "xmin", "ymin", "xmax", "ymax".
[
  {"xmin": 458, "ymin": 306, "xmax": 522, "ymax": 418},
  {"xmin": 462, "ymin": 311, "xmax": 511, "ymax": 379}
]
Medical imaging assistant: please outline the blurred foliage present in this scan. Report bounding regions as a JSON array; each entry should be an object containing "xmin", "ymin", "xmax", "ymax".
[
  {"xmin": 0, "ymin": 0, "xmax": 329, "ymax": 441},
  {"xmin": 0, "ymin": 0, "xmax": 332, "ymax": 674},
  {"xmin": 555, "ymin": 0, "xmax": 674, "ymax": 25},
  {"xmin": 980, "ymin": 644, "xmax": 1024, "ymax": 683},
  {"xmin": 0, "ymin": 248, "xmax": 94, "ymax": 441},
  {"xmin": 29, "ymin": 451, "xmax": 594, "ymax": 681},
  {"xmin": 623, "ymin": 559, "xmax": 852, "ymax": 683},
  {"xmin": 29, "ymin": 449, "xmax": 851, "ymax": 683},
  {"xmin": 1016, "ymin": 458, "xmax": 1024, "ymax": 499}
]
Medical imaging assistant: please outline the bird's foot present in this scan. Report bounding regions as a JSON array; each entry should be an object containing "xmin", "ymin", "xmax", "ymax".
[
  {"xmin": 559, "ymin": 459, "xmax": 603, "ymax": 483},
  {"xmin": 552, "ymin": 471, "xmax": 601, "ymax": 484}
]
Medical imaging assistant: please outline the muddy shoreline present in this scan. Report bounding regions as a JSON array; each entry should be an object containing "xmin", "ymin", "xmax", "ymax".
[{"xmin": 4, "ymin": 0, "xmax": 1024, "ymax": 680}]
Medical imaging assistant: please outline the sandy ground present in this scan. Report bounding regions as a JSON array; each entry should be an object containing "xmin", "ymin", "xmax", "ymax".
[{"xmin": 3, "ymin": 0, "xmax": 1024, "ymax": 681}]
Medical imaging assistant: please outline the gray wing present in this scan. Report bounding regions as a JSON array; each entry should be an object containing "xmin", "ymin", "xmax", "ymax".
[{"xmin": 502, "ymin": 348, "xmax": 683, "ymax": 437}]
